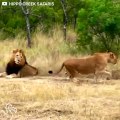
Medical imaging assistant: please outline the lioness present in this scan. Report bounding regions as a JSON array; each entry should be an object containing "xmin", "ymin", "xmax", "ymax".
[{"xmin": 48, "ymin": 52, "xmax": 117, "ymax": 82}]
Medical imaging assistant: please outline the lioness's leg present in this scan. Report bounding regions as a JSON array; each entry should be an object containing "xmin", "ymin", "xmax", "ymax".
[
  {"xmin": 95, "ymin": 70, "xmax": 111, "ymax": 83},
  {"xmin": 66, "ymin": 69, "xmax": 75, "ymax": 79},
  {"xmin": 94, "ymin": 65, "xmax": 107, "ymax": 83},
  {"xmin": 96, "ymin": 70, "xmax": 111, "ymax": 79},
  {"xmin": 65, "ymin": 66, "xmax": 77, "ymax": 81}
]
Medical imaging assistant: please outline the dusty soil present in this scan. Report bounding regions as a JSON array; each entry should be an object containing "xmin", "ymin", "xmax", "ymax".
[{"xmin": 0, "ymin": 76, "xmax": 120, "ymax": 120}]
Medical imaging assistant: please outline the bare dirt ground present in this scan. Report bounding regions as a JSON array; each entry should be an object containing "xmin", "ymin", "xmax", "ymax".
[{"xmin": 0, "ymin": 76, "xmax": 120, "ymax": 120}]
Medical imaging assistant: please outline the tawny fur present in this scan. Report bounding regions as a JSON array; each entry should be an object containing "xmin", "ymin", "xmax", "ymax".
[
  {"xmin": 48, "ymin": 52, "xmax": 117, "ymax": 80},
  {"xmin": 0, "ymin": 49, "xmax": 38, "ymax": 78}
]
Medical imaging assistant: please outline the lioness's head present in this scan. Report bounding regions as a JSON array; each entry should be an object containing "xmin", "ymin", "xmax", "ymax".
[
  {"xmin": 108, "ymin": 52, "xmax": 117, "ymax": 64},
  {"xmin": 11, "ymin": 49, "xmax": 27, "ymax": 66}
]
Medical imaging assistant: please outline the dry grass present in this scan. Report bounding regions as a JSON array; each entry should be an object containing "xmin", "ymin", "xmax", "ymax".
[
  {"xmin": 0, "ymin": 27, "xmax": 78, "ymax": 75},
  {"xmin": 0, "ymin": 28, "xmax": 120, "ymax": 120},
  {"xmin": 0, "ymin": 78, "xmax": 120, "ymax": 120}
]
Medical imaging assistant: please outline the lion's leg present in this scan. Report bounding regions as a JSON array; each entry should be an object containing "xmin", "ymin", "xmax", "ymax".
[
  {"xmin": 0, "ymin": 72, "xmax": 7, "ymax": 77},
  {"xmin": 6, "ymin": 73, "xmax": 20, "ymax": 79}
]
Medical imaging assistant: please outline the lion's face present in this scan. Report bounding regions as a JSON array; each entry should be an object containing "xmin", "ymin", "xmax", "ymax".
[
  {"xmin": 11, "ymin": 49, "xmax": 26, "ymax": 66},
  {"xmin": 4, "ymin": 48, "xmax": 38, "ymax": 78},
  {"xmin": 108, "ymin": 52, "xmax": 117, "ymax": 64}
]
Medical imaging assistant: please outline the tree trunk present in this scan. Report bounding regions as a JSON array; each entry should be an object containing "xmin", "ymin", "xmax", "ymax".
[
  {"xmin": 25, "ymin": 10, "xmax": 31, "ymax": 48},
  {"xmin": 20, "ymin": 0, "xmax": 31, "ymax": 47},
  {"xmin": 63, "ymin": 13, "xmax": 67, "ymax": 40},
  {"xmin": 60, "ymin": 0, "xmax": 67, "ymax": 41},
  {"xmin": 73, "ymin": 14, "xmax": 77, "ymax": 30}
]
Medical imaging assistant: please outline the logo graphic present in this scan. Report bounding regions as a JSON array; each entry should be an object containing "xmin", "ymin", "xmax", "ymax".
[
  {"xmin": 5, "ymin": 103, "xmax": 17, "ymax": 115},
  {"xmin": 1, "ymin": 103, "xmax": 17, "ymax": 119},
  {"xmin": 2, "ymin": 2, "xmax": 7, "ymax": 6}
]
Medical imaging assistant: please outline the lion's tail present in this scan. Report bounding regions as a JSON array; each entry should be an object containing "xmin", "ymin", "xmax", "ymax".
[{"xmin": 48, "ymin": 63, "xmax": 64, "ymax": 75}]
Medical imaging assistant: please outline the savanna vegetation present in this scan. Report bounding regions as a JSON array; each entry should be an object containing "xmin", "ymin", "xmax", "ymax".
[{"xmin": 0, "ymin": 0, "xmax": 120, "ymax": 53}]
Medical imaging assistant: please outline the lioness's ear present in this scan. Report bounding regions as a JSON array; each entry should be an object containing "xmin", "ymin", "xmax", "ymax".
[{"xmin": 109, "ymin": 52, "xmax": 114, "ymax": 58}]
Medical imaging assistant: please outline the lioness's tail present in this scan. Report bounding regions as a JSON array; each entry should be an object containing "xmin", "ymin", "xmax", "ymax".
[{"xmin": 48, "ymin": 63, "xmax": 64, "ymax": 75}]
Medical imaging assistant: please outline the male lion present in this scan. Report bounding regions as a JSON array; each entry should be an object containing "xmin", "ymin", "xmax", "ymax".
[
  {"xmin": 0, "ymin": 49, "xmax": 38, "ymax": 78},
  {"xmin": 48, "ymin": 52, "xmax": 117, "ymax": 82}
]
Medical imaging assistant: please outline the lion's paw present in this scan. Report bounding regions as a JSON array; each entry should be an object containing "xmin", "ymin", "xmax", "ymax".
[
  {"xmin": 6, "ymin": 74, "xmax": 18, "ymax": 79},
  {"xmin": 0, "ymin": 72, "xmax": 6, "ymax": 77}
]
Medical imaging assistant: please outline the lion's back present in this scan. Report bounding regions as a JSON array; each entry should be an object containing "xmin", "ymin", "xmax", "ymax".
[{"xmin": 19, "ymin": 64, "xmax": 38, "ymax": 77}]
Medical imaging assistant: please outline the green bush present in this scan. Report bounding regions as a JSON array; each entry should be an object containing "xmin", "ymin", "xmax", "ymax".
[{"xmin": 77, "ymin": 0, "xmax": 120, "ymax": 54}]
